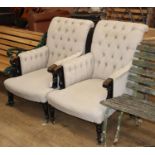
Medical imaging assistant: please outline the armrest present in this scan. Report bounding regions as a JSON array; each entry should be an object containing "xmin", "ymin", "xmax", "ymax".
[
  {"xmin": 57, "ymin": 53, "xmax": 94, "ymax": 89},
  {"xmin": 103, "ymin": 62, "xmax": 132, "ymax": 98},
  {"xmin": 19, "ymin": 46, "xmax": 49, "ymax": 75}
]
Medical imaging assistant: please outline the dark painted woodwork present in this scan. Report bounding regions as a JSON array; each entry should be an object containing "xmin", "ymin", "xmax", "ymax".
[
  {"xmin": 103, "ymin": 78, "xmax": 113, "ymax": 99},
  {"xmin": 42, "ymin": 102, "xmax": 50, "ymax": 123}
]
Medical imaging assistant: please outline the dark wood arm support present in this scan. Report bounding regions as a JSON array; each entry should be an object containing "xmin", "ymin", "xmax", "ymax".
[
  {"xmin": 47, "ymin": 64, "xmax": 58, "ymax": 88},
  {"xmin": 10, "ymin": 56, "xmax": 21, "ymax": 77},
  {"xmin": 103, "ymin": 78, "xmax": 113, "ymax": 99},
  {"xmin": 55, "ymin": 65, "xmax": 65, "ymax": 89}
]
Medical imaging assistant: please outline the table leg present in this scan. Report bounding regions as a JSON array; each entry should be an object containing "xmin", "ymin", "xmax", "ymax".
[
  {"xmin": 113, "ymin": 111, "xmax": 124, "ymax": 144},
  {"xmin": 102, "ymin": 108, "xmax": 110, "ymax": 146}
]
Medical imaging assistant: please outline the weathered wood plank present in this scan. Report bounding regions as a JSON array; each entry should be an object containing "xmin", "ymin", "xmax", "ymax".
[
  {"xmin": 130, "ymin": 66, "xmax": 155, "ymax": 79},
  {"xmin": 132, "ymin": 59, "xmax": 155, "ymax": 70},
  {"xmin": 101, "ymin": 94, "xmax": 155, "ymax": 122},
  {"xmin": 134, "ymin": 51, "xmax": 155, "ymax": 61},
  {"xmin": 137, "ymin": 44, "xmax": 155, "ymax": 53},
  {"xmin": 127, "ymin": 82, "xmax": 155, "ymax": 96},
  {"xmin": 128, "ymin": 74, "xmax": 155, "ymax": 87}
]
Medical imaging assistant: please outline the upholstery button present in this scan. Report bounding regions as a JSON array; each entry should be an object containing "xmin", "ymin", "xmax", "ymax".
[
  {"xmin": 57, "ymin": 20, "xmax": 60, "ymax": 23},
  {"xmin": 113, "ymin": 65, "xmax": 116, "ymax": 69},
  {"xmin": 30, "ymin": 56, "xmax": 33, "ymax": 60},
  {"xmin": 126, "ymin": 46, "xmax": 129, "ymax": 50},
  {"xmin": 65, "ymin": 29, "xmax": 68, "ymax": 32},
  {"xmin": 52, "ymin": 35, "xmax": 55, "ymax": 39},
  {"xmin": 58, "ymin": 53, "xmax": 61, "ymax": 57},
  {"xmin": 102, "ymin": 52, "xmax": 105, "ymax": 57},
  {"xmin": 64, "ymin": 54, "xmax": 67, "ymax": 58},
  {"xmin": 113, "ymin": 25, "xmax": 116, "ymax": 29},
  {"xmin": 40, "ymin": 54, "xmax": 42, "ymax": 57},
  {"xmin": 104, "ymin": 23, "xmax": 108, "ymax": 27},
  {"xmin": 99, "ymin": 41, "xmax": 101, "ymax": 45},
  {"xmin": 120, "ymin": 56, "xmax": 123, "ymax": 60},
  {"xmin": 60, "ymin": 36, "xmax": 63, "ymax": 40},
  {"xmin": 105, "ymin": 33, "xmax": 108, "ymax": 38},
  {"xmin": 71, "ymin": 21, "xmax": 74, "ymax": 25},
  {"xmin": 80, "ymin": 22, "xmax": 83, "ymax": 25},
  {"xmin": 114, "ymin": 35, "xmax": 118, "ymax": 39},
  {"xmin": 70, "ymin": 47, "xmax": 73, "ymax": 52},
  {"xmin": 69, "ymin": 67, "xmax": 71, "ymax": 72},
  {"xmin": 117, "ymin": 45, "xmax": 120, "ymax": 49},
  {"xmin": 51, "ymin": 52, "xmax": 54, "ymax": 56},
  {"xmin": 122, "ymin": 26, "xmax": 125, "ymax": 30},
  {"xmin": 58, "ymin": 27, "xmax": 61, "ymax": 31},
  {"xmin": 24, "ymin": 58, "xmax": 27, "ymax": 61},
  {"xmin": 62, "ymin": 46, "xmax": 65, "ymax": 50},
  {"xmin": 72, "ymin": 29, "xmax": 75, "ymax": 33},
  {"xmin": 98, "ymin": 60, "xmax": 101, "ymax": 65},
  {"xmin": 35, "ymin": 55, "xmax": 38, "ymax": 58},
  {"xmin": 111, "ymin": 54, "xmax": 114, "ymax": 58},
  {"xmin": 55, "ymin": 44, "xmax": 58, "ymax": 48},
  {"xmin": 105, "ymin": 62, "xmax": 108, "ymax": 66},
  {"xmin": 108, "ymin": 43, "xmax": 111, "ymax": 47},
  {"xmin": 65, "ymin": 20, "xmax": 68, "ymax": 23},
  {"xmin": 131, "ymin": 27, "xmax": 135, "ymax": 31},
  {"xmin": 67, "ymin": 38, "xmax": 70, "ymax": 42},
  {"xmin": 74, "ymin": 39, "xmax": 77, "ymax": 42},
  {"xmin": 123, "ymin": 35, "xmax": 126, "ymax": 40}
]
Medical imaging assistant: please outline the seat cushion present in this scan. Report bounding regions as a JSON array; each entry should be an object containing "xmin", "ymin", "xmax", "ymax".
[
  {"xmin": 4, "ymin": 68, "xmax": 53, "ymax": 103},
  {"xmin": 48, "ymin": 79, "xmax": 114, "ymax": 124}
]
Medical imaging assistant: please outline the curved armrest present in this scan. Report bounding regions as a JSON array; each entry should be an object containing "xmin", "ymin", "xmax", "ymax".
[
  {"xmin": 103, "ymin": 62, "xmax": 132, "ymax": 98},
  {"xmin": 19, "ymin": 46, "xmax": 49, "ymax": 75},
  {"xmin": 55, "ymin": 53, "xmax": 94, "ymax": 89}
]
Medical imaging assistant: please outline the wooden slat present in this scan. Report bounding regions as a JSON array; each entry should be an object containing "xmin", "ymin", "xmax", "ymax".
[
  {"xmin": 0, "ymin": 39, "xmax": 34, "ymax": 51},
  {"xmin": 0, "ymin": 28, "xmax": 42, "ymax": 41},
  {"xmin": 0, "ymin": 55, "xmax": 10, "ymax": 65},
  {"xmin": 0, "ymin": 49, "xmax": 7, "ymax": 56},
  {"xmin": 134, "ymin": 51, "xmax": 155, "ymax": 61},
  {"xmin": 127, "ymin": 82, "xmax": 155, "ymax": 96},
  {"xmin": 112, "ymin": 8, "xmax": 148, "ymax": 14},
  {"xmin": 0, "ymin": 63, "xmax": 8, "ymax": 72},
  {"xmin": 132, "ymin": 59, "xmax": 155, "ymax": 70},
  {"xmin": 0, "ymin": 44, "xmax": 11, "ymax": 51},
  {"xmin": 0, "ymin": 33, "xmax": 39, "ymax": 46},
  {"xmin": 0, "ymin": 26, "xmax": 43, "ymax": 36},
  {"xmin": 137, "ymin": 44, "xmax": 155, "ymax": 53},
  {"xmin": 128, "ymin": 74, "xmax": 155, "ymax": 87},
  {"xmin": 130, "ymin": 66, "xmax": 155, "ymax": 79},
  {"xmin": 101, "ymin": 94, "xmax": 155, "ymax": 122}
]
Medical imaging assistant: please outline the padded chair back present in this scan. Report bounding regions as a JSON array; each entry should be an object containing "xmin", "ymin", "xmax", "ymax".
[
  {"xmin": 46, "ymin": 17, "xmax": 94, "ymax": 67},
  {"xmin": 91, "ymin": 20, "xmax": 148, "ymax": 79}
]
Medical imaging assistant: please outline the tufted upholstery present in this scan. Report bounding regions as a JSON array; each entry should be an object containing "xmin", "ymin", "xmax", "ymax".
[
  {"xmin": 63, "ymin": 53, "xmax": 94, "ymax": 87},
  {"xmin": 19, "ymin": 46, "xmax": 49, "ymax": 75},
  {"xmin": 91, "ymin": 20, "xmax": 148, "ymax": 79},
  {"xmin": 4, "ymin": 17, "xmax": 94, "ymax": 104},
  {"xmin": 47, "ymin": 20, "xmax": 148, "ymax": 126},
  {"xmin": 47, "ymin": 17, "xmax": 94, "ymax": 67}
]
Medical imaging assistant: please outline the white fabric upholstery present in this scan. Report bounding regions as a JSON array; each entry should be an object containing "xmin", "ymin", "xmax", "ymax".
[
  {"xmin": 63, "ymin": 53, "xmax": 94, "ymax": 87},
  {"xmin": 47, "ymin": 20, "xmax": 148, "ymax": 125},
  {"xmin": 47, "ymin": 17, "xmax": 94, "ymax": 67},
  {"xmin": 109, "ymin": 62, "xmax": 132, "ymax": 97},
  {"xmin": 48, "ymin": 79, "xmax": 114, "ymax": 124},
  {"xmin": 4, "ymin": 68, "xmax": 52, "ymax": 103},
  {"xmin": 91, "ymin": 20, "xmax": 148, "ymax": 79},
  {"xmin": 4, "ymin": 17, "xmax": 94, "ymax": 103},
  {"xmin": 19, "ymin": 46, "xmax": 49, "ymax": 75}
]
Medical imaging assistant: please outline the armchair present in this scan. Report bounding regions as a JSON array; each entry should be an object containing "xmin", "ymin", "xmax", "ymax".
[
  {"xmin": 4, "ymin": 17, "xmax": 94, "ymax": 122},
  {"xmin": 47, "ymin": 20, "xmax": 148, "ymax": 143}
]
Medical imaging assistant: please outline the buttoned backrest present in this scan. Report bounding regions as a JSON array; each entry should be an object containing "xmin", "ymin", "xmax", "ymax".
[
  {"xmin": 91, "ymin": 20, "xmax": 148, "ymax": 79},
  {"xmin": 46, "ymin": 17, "xmax": 94, "ymax": 67}
]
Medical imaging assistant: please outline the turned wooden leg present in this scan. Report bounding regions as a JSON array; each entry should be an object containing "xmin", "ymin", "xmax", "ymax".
[
  {"xmin": 7, "ymin": 92, "xmax": 14, "ymax": 106},
  {"xmin": 49, "ymin": 105, "xmax": 55, "ymax": 124},
  {"xmin": 42, "ymin": 102, "xmax": 50, "ymax": 123},
  {"xmin": 96, "ymin": 122, "xmax": 104, "ymax": 144},
  {"xmin": 113, "ymin": 111, "xmax": 124, "ymax": 144}
]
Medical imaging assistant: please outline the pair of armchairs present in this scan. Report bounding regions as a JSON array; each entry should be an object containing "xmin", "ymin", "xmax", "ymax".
[{"xmin": 4, "ymin": 17, "xmax": 148, "ymax": 144}]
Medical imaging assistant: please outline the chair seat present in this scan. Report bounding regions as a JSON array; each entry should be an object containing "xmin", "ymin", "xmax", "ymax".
[
  {"xmin": 4, "ymin": 68, "xmax": 53, "ymax": 103},
  {"xmin": 48, "ymin": 79, "xmax": 114, "ymax": 124}
]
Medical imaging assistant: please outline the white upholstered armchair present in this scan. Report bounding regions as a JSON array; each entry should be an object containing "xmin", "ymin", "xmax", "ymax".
[
  {"xmin": 47, "ymin": 20, "xmax": 148, "ymax": 143},
  {"xmin": 4, "ymin": 17, "xmax": 94, "ymax": 122}
]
